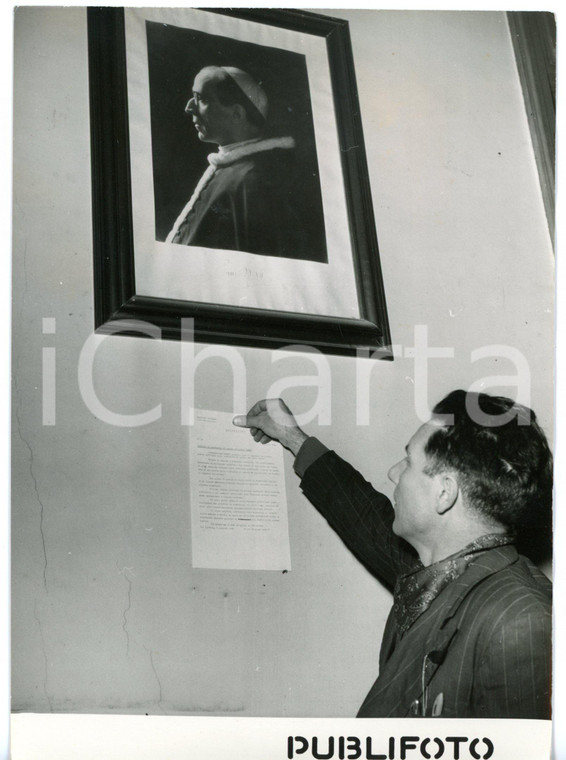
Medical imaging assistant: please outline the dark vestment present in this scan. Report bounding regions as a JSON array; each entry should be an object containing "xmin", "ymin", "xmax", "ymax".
[
  {"xmin": 167, "ymin": 137, "xmax": 327, "ymax": 262},
  {"xmin": 294, "ymin": 441, "xmax": 552, "ymax": 719}
]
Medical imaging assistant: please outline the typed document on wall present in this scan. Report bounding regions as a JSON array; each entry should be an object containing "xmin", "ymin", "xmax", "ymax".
[{"xmin": 189, "ymin": 409, "xmax": 292, "ymax": 571}]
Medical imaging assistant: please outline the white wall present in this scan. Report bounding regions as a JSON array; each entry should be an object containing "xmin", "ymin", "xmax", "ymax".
[{"xmin": 12, "ymin": 8, "xmax": 554, "ymax": 717}]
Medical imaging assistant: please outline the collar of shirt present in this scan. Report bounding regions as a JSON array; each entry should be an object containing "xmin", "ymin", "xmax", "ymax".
[
  {"xmin": 393, "ymin": 533, "xmax": 515, "ymax": 636},
  {"xmin": 217, "ymin": 137, "xmax": 263, "ymax": 155},
  {"xmin": 208, "ymin": 136, "xmax": 295, "ymax": 168}
]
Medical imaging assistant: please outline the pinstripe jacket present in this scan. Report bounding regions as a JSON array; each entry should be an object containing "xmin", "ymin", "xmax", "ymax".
[{"xmin": 299, "ymin": 447, "xmax": 552, "ymax": 719}]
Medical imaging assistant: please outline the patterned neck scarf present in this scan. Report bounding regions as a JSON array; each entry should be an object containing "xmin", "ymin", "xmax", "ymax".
[{"xmin": 393, "ymin": 533, "xmax": 514, "ymax": 636}]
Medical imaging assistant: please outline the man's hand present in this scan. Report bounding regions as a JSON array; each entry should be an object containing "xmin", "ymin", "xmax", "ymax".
[{"xmin": 233, "ymin": 399, "xmax": 308, "ymax": 455}]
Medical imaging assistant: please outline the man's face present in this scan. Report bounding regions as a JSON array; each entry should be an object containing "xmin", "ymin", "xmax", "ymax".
[
  {"xmin": 185, "ymin": 70, "xmax": 235, "ymax": 146},
  {"xmin": 387, "ymin": 422, "xmax": 443, "ymax": 547}
]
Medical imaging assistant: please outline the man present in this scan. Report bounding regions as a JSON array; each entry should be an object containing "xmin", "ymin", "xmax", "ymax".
[
  {"xmin": 166, "ymin": 65, "xmax": 312, "ymax": 259},
  {"xmin": 233, "ymin": 391, "xmax": 553, "ymax": 718}
]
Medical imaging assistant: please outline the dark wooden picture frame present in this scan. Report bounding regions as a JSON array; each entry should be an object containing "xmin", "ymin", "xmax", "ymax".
[
  {"xmin": 87, "ymin": 7, "xmax": 392, "ymax": 357},
  {"xmin": 507, "ymin": 12, "xmax": 556, "ymax": 247}
]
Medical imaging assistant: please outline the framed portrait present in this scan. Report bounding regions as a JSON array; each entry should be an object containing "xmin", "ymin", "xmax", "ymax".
[{"xmin": 87, "ymin": 7, "xmax": 392, "ymax": 357}]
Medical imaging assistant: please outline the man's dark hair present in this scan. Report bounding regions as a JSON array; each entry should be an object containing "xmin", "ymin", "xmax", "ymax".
[
  {"xmin": 208, "ymin": 68, "xmax": 266, "ymax": 130},
  {"xmin": 424, "ymin": 390, "xmax": 553, "ymax": 534}
]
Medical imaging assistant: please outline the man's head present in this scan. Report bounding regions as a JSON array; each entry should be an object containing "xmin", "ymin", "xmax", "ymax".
[
  {"xmin": 424, "ymin": 390, "xmax": 553, "ymax": 532},
  {"xmin": 185, "ymin": 66, "xmax": 268, "ymax": 146},
  {"xmin": 388, "ymin": 390, "xmax": 553, "ymax": 553}
]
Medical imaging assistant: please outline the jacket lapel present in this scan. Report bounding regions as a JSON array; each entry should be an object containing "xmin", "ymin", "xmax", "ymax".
[
  {"xmin": 359, "ymin": 545, "xmax": 519, "ymax": 717},
  {"xmin": 418, "ymin": 545, "xmax": 520, "ymax": 710}
]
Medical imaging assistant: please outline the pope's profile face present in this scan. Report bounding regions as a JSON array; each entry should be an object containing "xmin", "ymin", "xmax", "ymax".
[{"xmin": 185, "ymin": 70, "xmax": 235, "ymax": 146}]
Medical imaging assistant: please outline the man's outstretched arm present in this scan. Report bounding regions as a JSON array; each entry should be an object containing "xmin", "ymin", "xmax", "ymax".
[{"xmin": 233, "ymin": 399, "xmax": 417, "ymax": 585}]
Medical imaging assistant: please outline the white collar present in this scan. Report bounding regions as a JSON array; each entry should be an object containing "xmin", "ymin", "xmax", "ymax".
[
  {"xmin": 208, "ymin": 136, "xmax": 295, "ymax": 167},
  {"xmin": 218, "ymin": 137, "xmax": 262, "ymax": 155}
]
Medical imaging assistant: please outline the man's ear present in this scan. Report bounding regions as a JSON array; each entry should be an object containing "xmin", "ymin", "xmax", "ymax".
[{"xmin": 436, "ymin": 473, "xmax": 459, "ymax": 515}]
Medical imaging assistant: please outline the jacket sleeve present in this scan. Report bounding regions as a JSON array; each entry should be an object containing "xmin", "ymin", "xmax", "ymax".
[{"xmin": 299, "ymin": 449, "xmax": 418, "ymax": 589}]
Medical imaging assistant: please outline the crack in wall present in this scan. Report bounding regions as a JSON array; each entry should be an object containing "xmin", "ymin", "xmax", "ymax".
[
  {"xmin": 122, "ymin": 576, "xmax": 132, "ymax": 656},
  {"xmin": 117, "ymin": 565, "xmax": 135, "ymax": 656},
  {"xmin": 33, "ymin": 598, "xmax": 53, "ymax": 712},
  {"xmin": 146, "ymin": 647, "xmax": 164, "ymax": 713},
  {"xmin": 15, "ymin": 405, "xmax": 48, "ymax": 593}
]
